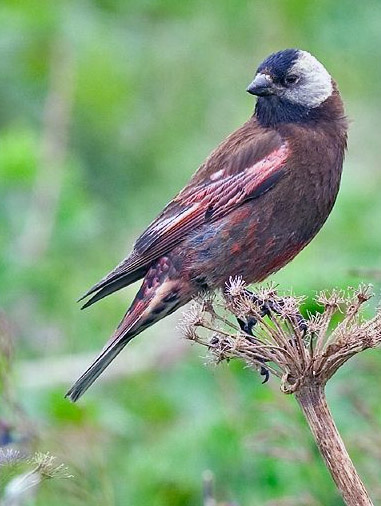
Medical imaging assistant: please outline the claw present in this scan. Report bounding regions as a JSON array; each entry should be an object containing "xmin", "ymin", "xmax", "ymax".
[
  {"xmin": 237, "ymin": 316, "xmax": 257, "ymax": 334},
  {"xmin": 236, "ymin": 288, "xmax": 307, "ymax": 384},
  {"xmin": 243, "ymin": 289, "xmax": 308, "ymax": 336},
  {"xmin": 260, "ymin": 365, "xmax": 270, "ymax": 383},
  {"xmin": 236, "ymin": 315, "xmax": 270, "ymax": 384}
]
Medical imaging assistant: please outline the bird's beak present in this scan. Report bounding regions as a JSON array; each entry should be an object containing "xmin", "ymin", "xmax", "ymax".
[{"xmin": 246, "ymin": 73, "xmax": 275, "ymax": 97}]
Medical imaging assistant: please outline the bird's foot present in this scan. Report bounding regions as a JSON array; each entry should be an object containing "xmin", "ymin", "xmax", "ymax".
[
  {"xmin": 236, "ymin": 289, "xmax": 307, "ymax": 383},
  {"xmin": 243, "ymin": 288, "xmax": 307, "ymax": 336},
  {"xmin": 236, "ymin": 315, "xmax": 270, "ymax": 383}
]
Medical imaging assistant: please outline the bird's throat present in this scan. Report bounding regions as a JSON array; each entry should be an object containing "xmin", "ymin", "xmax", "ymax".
[{"xmin": 255, "ymin": 96, "xmax": 316, "ymax": 128}]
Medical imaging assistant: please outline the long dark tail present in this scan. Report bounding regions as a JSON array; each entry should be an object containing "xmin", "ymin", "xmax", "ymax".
[
  {"xmin": 66, "ymin": 259, "xmax": 188, "ymax": 402},
  {"xmin": 65, "ymin": 316, "xmax": 142, "ymax": 402}
]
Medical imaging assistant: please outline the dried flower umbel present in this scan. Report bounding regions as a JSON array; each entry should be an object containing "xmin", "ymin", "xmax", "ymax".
[
  {"xmin": 181, "ymin": 281, "xmax": 380, "ymax": 393},
  {"xmin": 180, "ymin": 281, "xmax": 381, "ymax": 506}
]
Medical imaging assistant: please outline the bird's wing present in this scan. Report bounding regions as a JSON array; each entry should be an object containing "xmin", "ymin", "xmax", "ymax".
[
  {"xmin": 80, "ymin": 140, "xmax": 289, "ymax": 308},
  {"xmin": 135, "ymin": 142, "xmax": 289, "ymax": 254}
]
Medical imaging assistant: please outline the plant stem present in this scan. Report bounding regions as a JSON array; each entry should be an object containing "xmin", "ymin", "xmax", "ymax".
[{"xmin": 295, "ymin": 383, "xmax": 373, "ymax": 506}]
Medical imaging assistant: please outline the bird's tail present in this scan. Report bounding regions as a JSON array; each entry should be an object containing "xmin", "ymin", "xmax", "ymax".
[{"xmin": 66, "ymin": 259, "xmax": 188, "ymax": 402}]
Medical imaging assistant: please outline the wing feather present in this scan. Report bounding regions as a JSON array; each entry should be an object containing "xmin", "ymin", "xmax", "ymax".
[{"xmin": 81, "ymin": 140, "xmax": 289, "ymax": 307}]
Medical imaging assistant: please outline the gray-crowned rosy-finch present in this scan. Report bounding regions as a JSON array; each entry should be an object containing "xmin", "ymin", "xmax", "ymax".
[{"xmin": 67, "ymin": 48, "xmax": 347, "ymax": 401}]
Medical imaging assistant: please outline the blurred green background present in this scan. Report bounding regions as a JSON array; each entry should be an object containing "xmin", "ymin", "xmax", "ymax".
[{"xmin": 1, "ymin": 0, "xmax": 381, "ymax": 504}]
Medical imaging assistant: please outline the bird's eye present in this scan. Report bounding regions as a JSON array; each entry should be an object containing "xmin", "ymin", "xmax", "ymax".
[{"xmin": 284, "ymin": 74, "xmax": 299, "ymax": 85}]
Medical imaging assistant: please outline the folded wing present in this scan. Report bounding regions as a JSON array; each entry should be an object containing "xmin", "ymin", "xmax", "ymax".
[{"xmin": 80, "ymin": 141, "xmax": 290, "ymax": 308}]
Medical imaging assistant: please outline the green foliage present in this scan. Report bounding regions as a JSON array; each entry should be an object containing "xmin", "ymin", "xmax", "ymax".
[{"xmin": 1, "ymin": 0, "xmax": 381, "ymax": 504}]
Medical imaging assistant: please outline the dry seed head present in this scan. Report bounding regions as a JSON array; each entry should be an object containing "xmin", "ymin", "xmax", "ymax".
[
  {"xmin": 254, "ymin": 282, "xmax": 278, "ymax": 301},
  {"xmin": 225, "ymin": 276, "xmax": 246, "ymax": 297},
  {"xmin": 276, "ymin": 295, "xmax": 305, "ymax": 320},
  {"xmin": 193, "ymin": 291, "xmax": 216, "ymax": 315},
  {"xmin": 31, "ymin": 452, "xmax": 73, "ymax": 479},
  {"xmin": 355, "ymin": 283, "xmax": 373, "ymax": 303},
  {"xmin": 226, "ymin": 291, "xmax": 261, "ymax": 319},
  {"xmin": 178, "ymin": 319, "xmax": 198, "ymax": 341},
  {"xmin": 179, "ymin": 300, "xmax": 210, "ymax": 341},
  {"xmin": 181, "ymin": 301, "xmax": 206, "ymax": 327},
  {"xmin": 316, "ymin": 289, "xmax": 346, "ymax": 309}
]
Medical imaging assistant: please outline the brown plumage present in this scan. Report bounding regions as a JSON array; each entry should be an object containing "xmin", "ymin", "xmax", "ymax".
[{"xmin": 67, "ymin": 49, "xmax": 347, "ymax": 401}]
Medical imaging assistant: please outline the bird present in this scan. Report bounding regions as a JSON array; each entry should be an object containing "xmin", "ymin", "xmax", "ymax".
[{"xmin": 66, "ymin": 48, "xmax": 348, "ymax": 401}]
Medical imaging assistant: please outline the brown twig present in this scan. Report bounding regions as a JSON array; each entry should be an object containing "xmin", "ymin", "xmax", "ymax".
[{"xmin": 180, "ymin": 281, "xmax": 381, "ymax": 506}]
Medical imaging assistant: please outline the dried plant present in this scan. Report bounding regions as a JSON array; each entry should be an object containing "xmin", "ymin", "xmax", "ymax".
[
  {"xmin": 29, "ymin": 452, "xmax": 73, "ymax": 481},
  {"xmin": 1, "ymin": 451, "xmax": 73, "ymax": 506},
  {"xmin": 180, "ymin": 280, "xmax": 381, "ymax": 506},
  {"xmin": 0, "ymin": 312, "xmax": 74, "ymax": 505}
]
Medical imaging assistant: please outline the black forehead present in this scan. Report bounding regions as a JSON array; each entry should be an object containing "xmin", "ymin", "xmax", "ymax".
[{"xmin": 257, "ymin": 49, "xmax": 300, "ymax": 79}]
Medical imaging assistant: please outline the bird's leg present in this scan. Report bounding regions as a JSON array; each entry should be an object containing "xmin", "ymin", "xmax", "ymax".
[
  {"xmin": 264, "ymin": 297, "xmax": 307, "ymax": 336},
  {"xmin": 243, "ymin": 289, "xmax": 307, "ymax": 336},
  {"xmin": 236, "ymin": 316, "xmax": 270, "ymax": 384},
  {"xmin": 236, "ymin": 289, "xmax": 307, "ymax": 383}
]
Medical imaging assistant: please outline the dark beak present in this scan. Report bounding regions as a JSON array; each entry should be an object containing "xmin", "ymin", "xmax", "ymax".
[{"xmin": 246, "ymin": 73, "xmax": 275, "ymax": 97}]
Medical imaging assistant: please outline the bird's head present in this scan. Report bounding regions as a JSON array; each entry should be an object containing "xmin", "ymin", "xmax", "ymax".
[{"xmin": 247, "ymin": 49, "xmax": 336, "ymax": 126}]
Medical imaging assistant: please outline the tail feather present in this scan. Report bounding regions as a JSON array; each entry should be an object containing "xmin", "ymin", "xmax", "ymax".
[
  {"xmin": 79, "ymin": 266, "xmax": 148, "ymax": 308},
  {"xmin": 66, "ymin": 297, "xmax": 149, "ymax": 402},
  {"xmin": 67, "ymin": 256, "xmax": 189, "ymax": 401},
  {"xmin": 80, "ymin": 267, "xmax": 146, "ymax": 309},
  {"xmin": 65, "ymin": 334, "xmax": 134, "ymax": 402}
]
